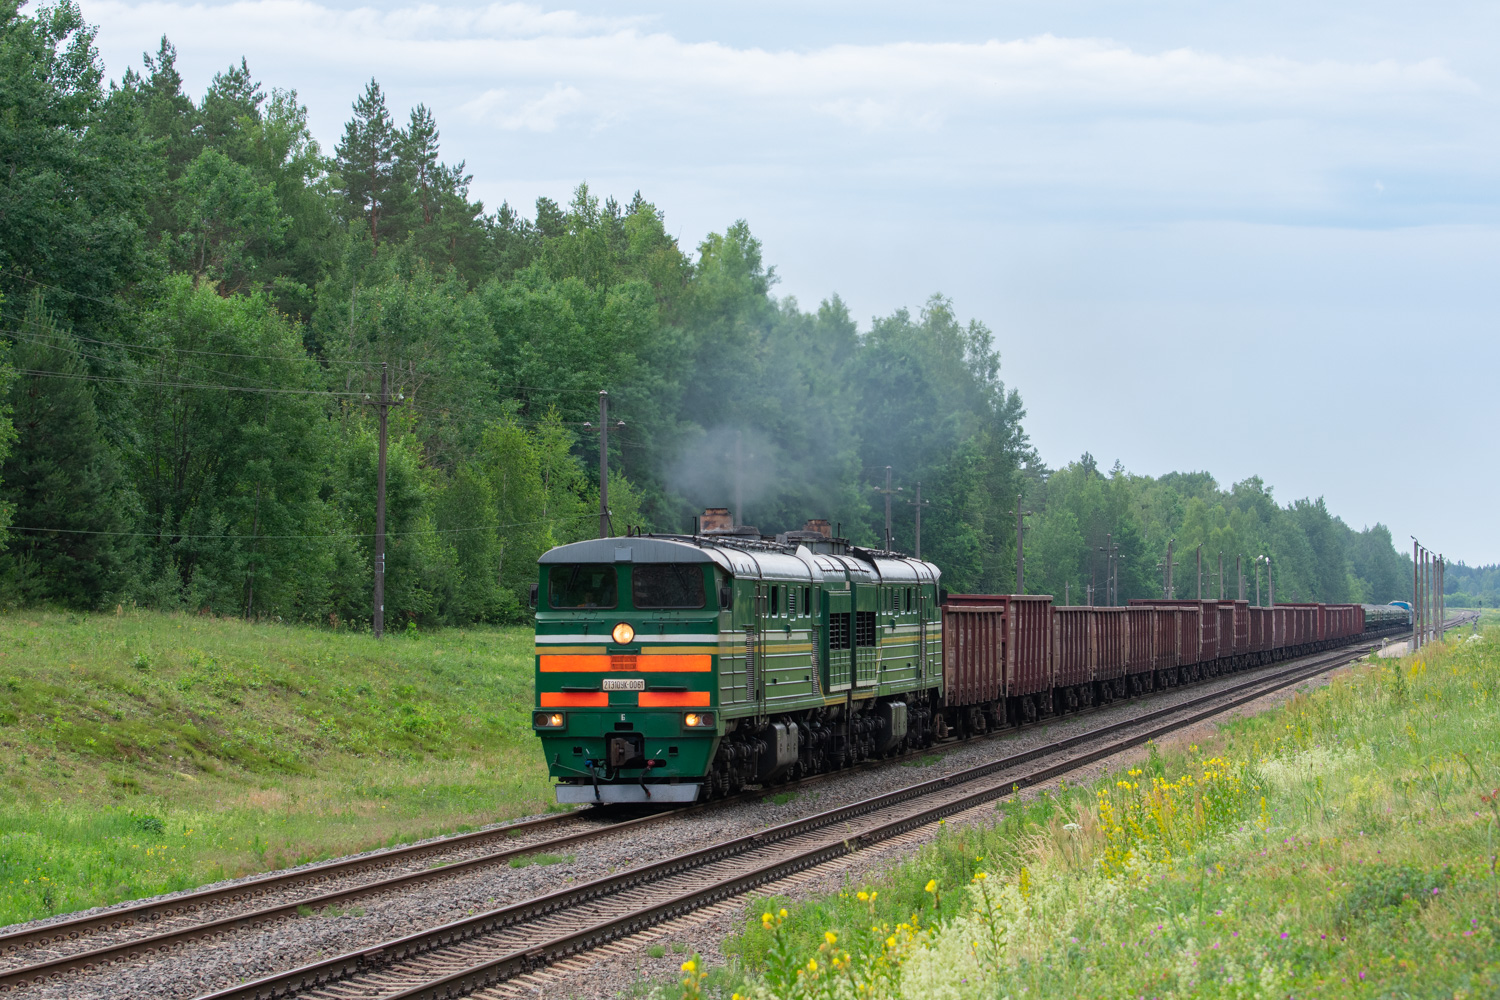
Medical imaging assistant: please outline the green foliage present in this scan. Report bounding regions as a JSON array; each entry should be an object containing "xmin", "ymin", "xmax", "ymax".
[
  {"xmin": 721, "ymin": 629, "xmax": 1500, "ymax": 999},
  {"xmin": 0, "ymin": 608, "xmax": 551, "ymax": 923},
  {"xmin": 0, "ymin": 10, "xmax": 1414, "ymax": 620}
]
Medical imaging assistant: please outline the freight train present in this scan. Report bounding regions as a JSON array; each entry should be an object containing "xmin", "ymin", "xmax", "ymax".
[{"xmin": 531, "ymin": 510, "xmax": 1405, "ymax": 804}]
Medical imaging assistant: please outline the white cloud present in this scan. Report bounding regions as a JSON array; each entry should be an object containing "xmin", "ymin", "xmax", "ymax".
[
  {"xmin": 84, "ymin": 0, "xmax": 1477, "ymax": 131},
  {"xmin": 460, "ymin": 83, "xmax": 584, "ymax": 131}
]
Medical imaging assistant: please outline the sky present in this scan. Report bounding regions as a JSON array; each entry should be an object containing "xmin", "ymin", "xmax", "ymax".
[{"xmin": 76, "ymin": 0, "xmax": 1500, "ymax": 564}]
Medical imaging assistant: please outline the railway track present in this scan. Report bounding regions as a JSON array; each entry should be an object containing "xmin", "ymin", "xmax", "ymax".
[
  {"xmin": 181, "ymin": 622, "xmax": 1464, "ymax": 999},
  {"xmin": 1, "ymin": 618, "xmax": 1465, "ymax": 997}
]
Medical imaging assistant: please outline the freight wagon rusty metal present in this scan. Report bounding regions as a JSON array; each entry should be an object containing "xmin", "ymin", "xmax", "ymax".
[
  {"xmin": 1093, "ymin": 607, "xmax": 1128, "ymax": 683},
  {"xmin": 1130, "ymin": 599, "xmax": 1216, "ymax": 662},
  {"xmin": 941, "ymin": 594, "xmax": 1054, "ymax": 706},
  {"xmin": 1228, "ymin": 602, "xmax": 1249, "ymax": 657},
  {"xmin": 1053, "ymin": 607, "xmax": 1095, "ymax": 690},
  {"xmin": 1217, "ymin": 603, "xmax": 1237, "ymax": 658},
  {"xmin": 1126, "ymin": 606, "xmax": 1155, "ymax": 676},
  {"xmin": 1153, "ymin": 607, "xmax": 1179, "ymax": 670},
  {"xmin": 1178, "ymin": 606, "xmax": 1202, "ymax": 667},
  {"xmin": 1249, "ymin": 607, "xmax": 1268, "ymax": 652}
]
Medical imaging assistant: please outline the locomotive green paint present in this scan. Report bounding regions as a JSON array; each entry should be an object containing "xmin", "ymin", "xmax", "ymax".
[{"xmin": 533, "ymin": 531, "xmax": 943, "ymax": 803}]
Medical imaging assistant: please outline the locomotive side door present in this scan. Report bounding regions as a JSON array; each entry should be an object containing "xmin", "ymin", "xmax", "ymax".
[
  {"xmin": 747, "ymin": 582, "xmax": 767, "ymax": 713},
  {"xmin": 823, "ymin": 588, "xmax": 852, "ymax": 692},
  {"xmin": 853, "ymin": 583, "xmax": 880, "ymax": 687}
]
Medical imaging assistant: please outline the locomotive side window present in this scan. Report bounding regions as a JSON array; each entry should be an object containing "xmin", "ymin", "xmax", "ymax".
[
  {"xmin": 550, "ymin": 564, "xmax": 617, "ymax": 609},
  {"xmin": 770, "ymin": 585, "xmax": 780, "ymax": 617},
  {"xmin": 632, "ymin": 564, "xmax": 706, "ymax": 609}
]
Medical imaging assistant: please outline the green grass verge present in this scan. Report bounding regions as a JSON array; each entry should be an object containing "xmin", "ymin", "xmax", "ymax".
[
  {"xmin": 697, "ymin": 619, "xmax": 1500, "ymax": 1000},
  {"xmin": 0, "ymin": 609, "xmax": 554, "ymax": 926}
]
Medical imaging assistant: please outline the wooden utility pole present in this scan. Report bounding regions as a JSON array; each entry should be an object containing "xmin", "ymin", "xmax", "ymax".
[
  {"xmin": 1237, "ymin": 555, "xmax": 1244, "ymax": 601},
  {"xmin": 872, "ymin": 467, "xmax": 902, "ymax": 551},
  {"xmin": 1112, "ymin": 541, "xmax": 1120, "ymax": 606},
  {"xmin": 1157, "ymin": 538, "xmax": 1177, "ymax": 599},
  {"xmin": 1007, "ymin": 494, "xmax": 1032, "ymax": 593},
  {"xmin": 373, "ymin": 364, "xmax": 389, "ymax": 638},
  {"xmin": 906, "ymin": 481, "xmax": 930, "ymax": 559},
  {"xmin": 1412, "ymin": 538, "xmax": 1420, "ymax": 646},
  {"xmin": 1091, "ymin": 547, "xmax": 1100, "ymax": 607},
  {"xmin": 1218, "ymin": 551, "xmax": 1224, "ymax": 600},
  {"xmin": 598, "ymin": 391, "xmax": 610, "ymax": 538},
  {"xmin": 1196, "ymin": 544, "xmax": 1203, "ymax": 599}
]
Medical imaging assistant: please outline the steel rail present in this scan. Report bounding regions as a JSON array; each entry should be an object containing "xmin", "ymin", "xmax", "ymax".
[
  {"xmin": 4, "ymin": 620, "xmax": 1409, "ymax": 975},
  {"xmin": 187, "ymin": 625, "xmax": 1435, "ymax": 1000},
  {"xmin": 0, "ymin": 619, "xmax": 1439, "ymax": 993},
  {"xmin": 0, "ymin": 810, "xmax": 591, "ymax": 960}
]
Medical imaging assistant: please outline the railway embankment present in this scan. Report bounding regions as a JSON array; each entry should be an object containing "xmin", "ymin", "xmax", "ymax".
[
  {"xmin": 694, "ymin": 621, "xmax": 1499, "ymax": 1000},
  {"xmin": 0, "ymin": 610, "xmax": 552, "ymax": 926}
]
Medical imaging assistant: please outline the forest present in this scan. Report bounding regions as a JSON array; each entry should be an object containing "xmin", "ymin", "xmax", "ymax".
[{"xmin": 0, "ymin": 2, "xmax": 1432, "ymax": 627}]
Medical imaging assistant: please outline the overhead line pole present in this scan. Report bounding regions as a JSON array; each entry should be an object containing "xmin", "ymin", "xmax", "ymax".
[
  {"xmin": 1008, "ymin": 494, "xmax": 1032, "ymax": 593},
  {"xmin": 373, "ymin": 364, "xmax": 390, "ymax": 638},
  {"xmin": 598, "ymin": 391, "xmax": 610, "ymax": 539},
  {"xmin": 906, "ymin": 481, "xmax": 930, "ymax": 559},
  {"xmin": 1412, "ymin": 538, "xmax": 1420, "ymax": 647},
  {"xmin": 872, "ymin": 467, "xmax": 902, "ymax": 551}
]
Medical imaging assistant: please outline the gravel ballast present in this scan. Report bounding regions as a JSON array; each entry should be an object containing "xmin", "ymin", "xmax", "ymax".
[{"xmin": 14, "ymin": 653, "xmax": 1372, "ymax": 1000}]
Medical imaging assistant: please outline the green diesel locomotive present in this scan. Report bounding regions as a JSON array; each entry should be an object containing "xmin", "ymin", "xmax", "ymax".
[{"xmin": 532, "ymin": 513, "xmax": 942, "ymax": 804}]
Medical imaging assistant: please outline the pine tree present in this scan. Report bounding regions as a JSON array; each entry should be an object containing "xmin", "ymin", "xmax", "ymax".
[
  {"xmin": 0, "ymin": 298, "xmax": 132, "ymax": 607},
  {"xmin": 335, "ymin": 78, "xmax": 398, "ymax": 245},
  {"xmin": 400, "ymin": 104, "xmax": 441, "ymax": 228}
]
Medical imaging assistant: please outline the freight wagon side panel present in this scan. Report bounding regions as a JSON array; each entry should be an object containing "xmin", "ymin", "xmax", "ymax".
[
  {"xmin": 1054, "ymin": 608, "xmax": 1094, "ymax": 688},
  {"xmin": 1198, "ymin": 601, "xmax": 1218, "ymax": 662},
  {"xmin": 942, "ymin": 601, "xmax": 1005, "ymax": 708},
  {"xmin": 1126, "ymin": 607, "xmax": 1154, "ymax": 676},
  {"xmin": 1179, "ymin": 607, "xmax": 1202, "ymax": 667},
  {"xmin": 1153, "ymin": 609, "xmax": 1177, "ymax": 670},
  {"xmin": 1008, "ymin": 596, "xmax": 1055, "ymax": 697},
  {"xmin": 1095, "ymin": 608, "xmax": 1127, "ymax": 681}
]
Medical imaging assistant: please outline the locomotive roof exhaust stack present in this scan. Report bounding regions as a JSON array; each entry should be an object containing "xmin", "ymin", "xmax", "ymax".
[
  {"xmin": 778, "ymin": 517, "xmax": 847, "ymax": 554},
  {"xmin": 699, "ymin": 507, "xmax": 733, "ymax": 532},
  {"xmin": 700, "ymin": 507, "xmax": 759, "ymax": 537}
]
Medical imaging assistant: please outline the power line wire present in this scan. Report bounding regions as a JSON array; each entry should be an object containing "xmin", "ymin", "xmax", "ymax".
[{"xmin": 6, "ymin": 512, "xmax": 597, "ymax": 541}]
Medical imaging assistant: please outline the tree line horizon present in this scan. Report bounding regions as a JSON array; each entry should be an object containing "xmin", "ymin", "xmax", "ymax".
[{"xmin": 2, "ymin": 6, "xmax": 1487, "ymax": 627}]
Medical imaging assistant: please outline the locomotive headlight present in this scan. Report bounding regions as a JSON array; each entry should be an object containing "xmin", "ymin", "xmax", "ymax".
[
  {"xmin": 683, "ymin": 712, "xmax": 714, "ymax": 728},
  {"xmin": 611, "ymin": 622, "xmax": 635, "ymax": 645},
  {"xmin": 533, "ymin": 712, "xmax": 566, "ymax": 729}
]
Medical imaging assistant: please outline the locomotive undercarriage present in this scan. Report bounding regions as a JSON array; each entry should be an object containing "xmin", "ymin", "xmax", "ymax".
[{"xmin": 705, "ymin": 696, "xmax": 938, "ymax": 799}]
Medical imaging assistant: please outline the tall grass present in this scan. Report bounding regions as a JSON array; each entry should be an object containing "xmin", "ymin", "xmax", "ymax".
[
  {"xmin": 0, "ymin": 609, "xmax": 552, "ymax": 925},
  {"xmin": 711, "ymin": 621, "xmax": 1500, "ymax": 999}
]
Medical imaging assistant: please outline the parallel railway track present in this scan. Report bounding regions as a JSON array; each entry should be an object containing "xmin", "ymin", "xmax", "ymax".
[
  {"xmin": 193, "ymin": 626, "xmax": 1450, "ymax": 1000},
  {"xmin": 0, "ymin": 617, "xmax": 1467, "ymax": 998}
]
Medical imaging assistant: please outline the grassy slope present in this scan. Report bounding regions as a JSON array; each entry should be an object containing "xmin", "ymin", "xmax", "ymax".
[
  {"xmin": 705, "ymin": 621, "xmax": 1500, "ymax": 1000},
  {"xmin": 0, "ymin": 610, "xmax": 551, "ymax": 926}
]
